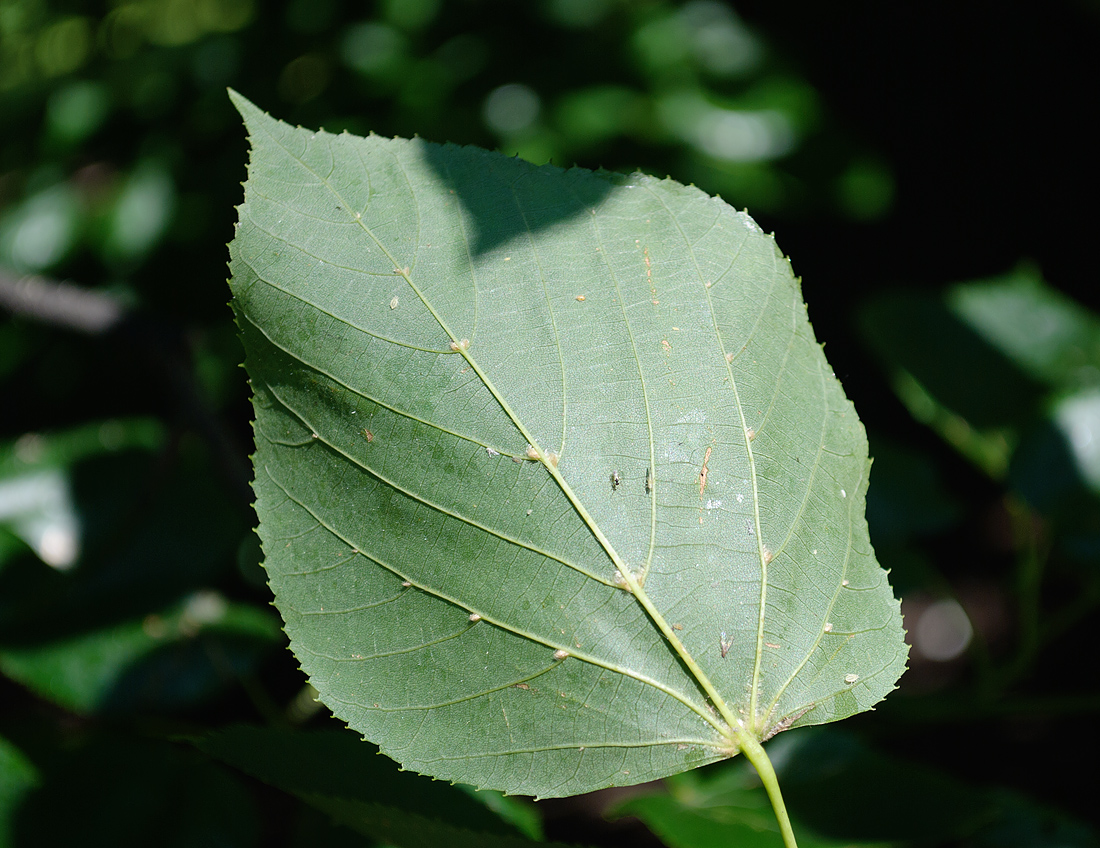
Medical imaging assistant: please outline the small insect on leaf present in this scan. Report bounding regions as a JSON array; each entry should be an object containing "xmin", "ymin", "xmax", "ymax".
[
  {"xmin": 389, "ymin": 296, "xmax": 399, "ymax": 309},
  {"xmin": 610, "ymin": 470, "xmax": 622, "ymax": 491},
  {"xmin": 719, "ymin": 631, "xmax": 733, "ymax": 658},
  {"xmin": 645, "ymin": 466, "xmax": 654, "ymax": 494},
  {"xmin": 553, "ymin": 649, "xmax": 569, "ymax": 661}
]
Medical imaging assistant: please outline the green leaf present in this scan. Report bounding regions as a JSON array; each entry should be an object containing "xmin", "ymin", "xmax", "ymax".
[
  {"xmin": 227, "ymin": 91, "xmax": 907, "ymax": 798},
  {"xmin": 0, "ymin": 592, "xmax": 281, "ymax": 714},
  {"xmin": 12, "ymin": 735, "xmax": 259, "ymax": 848},
  {"xmin": 610, "ymin": 733, "xmax": 893, "ymax": 848},
  {"xmin": 0, "ymin": 734, "xmax": 38, "ymax": 848},
  {"xmin": 197, "ymin": 727, "xmax": 559, "ymax": 848}
]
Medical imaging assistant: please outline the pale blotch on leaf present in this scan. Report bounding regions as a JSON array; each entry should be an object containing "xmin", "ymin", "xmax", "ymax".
[{"xmin": 553, "ymin": 649, "xmax": 569, "ymax": 661}]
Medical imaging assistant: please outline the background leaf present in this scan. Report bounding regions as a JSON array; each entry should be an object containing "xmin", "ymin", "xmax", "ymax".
[
  {"xmin": 198, "ymin": 726, "xmax": 559, "ymax": 848},
  {"xmin": 228, "ymin": 92, "xmax": 907, "ymax": 799}
]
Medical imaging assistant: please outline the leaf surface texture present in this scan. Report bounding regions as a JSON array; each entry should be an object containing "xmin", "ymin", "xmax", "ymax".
[{"xmin": 228, "ymin": 92, "xmax": 907, "ymax": 797}]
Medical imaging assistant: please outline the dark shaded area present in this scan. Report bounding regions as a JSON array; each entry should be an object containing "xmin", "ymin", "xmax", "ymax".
[
  {"xmin": 14, "ymin": 734, "xmax": 259, "ymax": 847},
  {"xmin": 420, "ymin": 139, "xmax": 615, "ymax": 257}
]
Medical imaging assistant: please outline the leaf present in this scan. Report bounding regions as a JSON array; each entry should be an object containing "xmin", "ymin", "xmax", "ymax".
[
  {"xmin": 0, "ymin": 733, "xmax": 38, "ymax": 847},
  {"xmin": 197, "ymin": 727, "xmax": 564, "ymax": 848},
  {"xmin": 0, "ymin": 592, "xmax": 281, "ymax": 714},
  {"xmin": 227, "ymin": 91, "xmax": 907, "ymax": 799},
  {"xmin": 11, "ymin": 735, "xmax": 258, "ymax": 848}
]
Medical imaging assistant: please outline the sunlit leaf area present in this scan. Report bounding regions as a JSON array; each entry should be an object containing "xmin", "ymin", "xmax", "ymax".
[{"xmin": 2, "ymin": 1, "xmax": 1099, "ymax": 846}]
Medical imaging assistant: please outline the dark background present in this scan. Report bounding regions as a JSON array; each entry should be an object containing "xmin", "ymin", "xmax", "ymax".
[{"xmin": 2, "ymin": 1, "xmax": 1098, "ymax": 845}]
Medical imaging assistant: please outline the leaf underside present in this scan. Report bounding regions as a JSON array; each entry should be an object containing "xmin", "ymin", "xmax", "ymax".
[{"xmin": 227, "ymin": 91, "xmax": 907, "ymax": 798}]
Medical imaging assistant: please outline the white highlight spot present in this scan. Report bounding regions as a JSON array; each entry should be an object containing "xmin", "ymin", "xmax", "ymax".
[
  {"xmin": 675, "ymin": 409, "xmax": 707, "ymax": 425},
  {"xmin": 914, "ymin": 598, "xmax": 973, "ymax": 662},
  {"xmin": 483, "ymin": 83, "xmax": 541, "ymax": 133},
  {"xmin": 38, "ymin": 525, "xmax": 78, "ymax": 569},
  {"xmin": 840, "ymin": 489, "xmax": 847, "ymax": 498}
]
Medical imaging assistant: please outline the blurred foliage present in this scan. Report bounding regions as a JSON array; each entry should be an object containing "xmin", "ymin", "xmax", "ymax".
[{"xmin": 1, "ymin": 0, "xmax": 1099, "ymax": 846}]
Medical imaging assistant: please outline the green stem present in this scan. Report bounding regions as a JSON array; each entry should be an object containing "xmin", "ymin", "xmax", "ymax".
[
  {"xmin": 982, "ymin": 495, "xmax": 1047, "ymax": 695},
  {"xmin": 738, "ymin": 733, "xmax": 798, "ymax": 848}
]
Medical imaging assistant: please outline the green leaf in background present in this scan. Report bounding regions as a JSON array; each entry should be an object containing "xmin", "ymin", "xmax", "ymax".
[
  {"xmin": 0, "ymin": 734, "xmax": 38, "ymax": 848},
  {"xmin": 0, "ymin": 418, "xmax": 273, "ymax": 715},
  {"xmin": 227, "ymin": 91, "xmax": 906, "ymax": 801},
  {"xmin": 614, "ymin": 729, "xmax": 1099, "ymax": 848},
  {"xmin": 0, "ymin": 591, "xmax": 281, "ymax": 714},
  {"xmin": 198, "ymin": 726, "xmax": 560, "ymax": 848},
  {"xmin": 860, "ymin": 268, "xmax": 1100, "ymax": 551},
  {"xmin": 859, "ymin": 267, "xmax": 1100, "ymax": 482},
  {"xmin": 11, "ymin": 735, "xmax": 258, "ymax": 848}
]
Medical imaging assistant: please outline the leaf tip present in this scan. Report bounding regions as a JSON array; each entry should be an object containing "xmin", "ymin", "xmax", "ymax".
[{"xmin": 227, "ymin": 88, "xmax": 263, "ymax": 124}]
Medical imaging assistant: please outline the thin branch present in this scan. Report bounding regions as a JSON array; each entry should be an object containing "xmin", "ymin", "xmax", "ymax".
[{"xmin": 0, "ymin": 269, "xmax": 125, "ymax": 334}]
